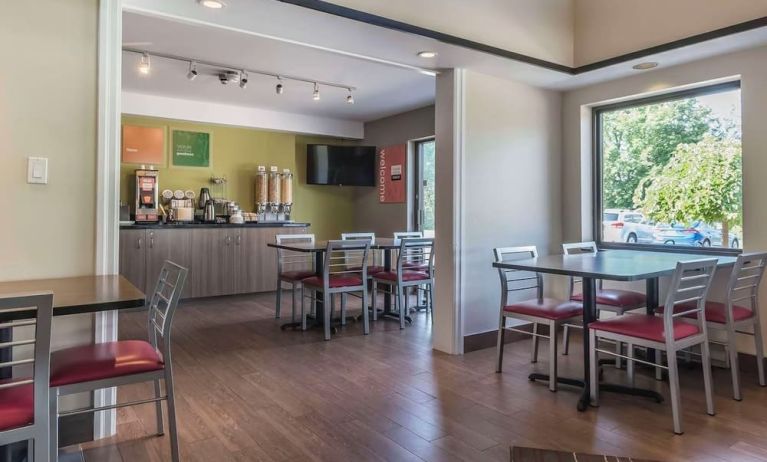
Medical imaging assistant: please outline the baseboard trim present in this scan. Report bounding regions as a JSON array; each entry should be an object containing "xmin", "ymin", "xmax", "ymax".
[{"xmin": 464, "ymin": 323, "xmax": 539, "ymax": 353}]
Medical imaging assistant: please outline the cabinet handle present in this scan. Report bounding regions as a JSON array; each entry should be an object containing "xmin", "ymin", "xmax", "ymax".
[
  {"xmin": 149, "ymin": 232, "xmax": 154, "ymax": 249},
  {"xmin": 226, "ymin": 236, "xmax": 231, "ymax": 246},
  {"xmin": 137, "ymin": 238, "xmax": 143, "ymax": 249},
  {"xmin": 236, "ymin": 235, "xmax": 241, "ymax": 246}
]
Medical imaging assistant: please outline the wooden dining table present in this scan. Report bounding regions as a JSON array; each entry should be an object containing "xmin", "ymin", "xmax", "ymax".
[
  {"xmin": 493, "ymin": 249, "xmax": 737, "ymax": 411},
  {"xmin": 268, "ymin": 238, "xmax": 410, "ymax": 330}
]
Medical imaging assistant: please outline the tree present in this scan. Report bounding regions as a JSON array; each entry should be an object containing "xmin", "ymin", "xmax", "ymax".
[
  {"xmin": 601, "ymin": 99, "xmax": 714, "ymax": 209},
  {"xmin": 635, "ymin": 136, "xmax": 742, "ymax": 247}
]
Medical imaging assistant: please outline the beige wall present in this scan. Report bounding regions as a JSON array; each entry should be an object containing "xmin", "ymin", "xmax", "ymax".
[
  {"xmin": 354, "ymin": 105, "xmax": 435, "ymax": 237},
  {"xmin": 574, "ymin": 0, "xmax": 767, "ymax": 65},
  {"xmin": 326, "ymin": 0, "xmax": 575, "ymax": 66},
  {"xmin": 562, "ymin": 45, "xmax": 767, "ymax": 353}
]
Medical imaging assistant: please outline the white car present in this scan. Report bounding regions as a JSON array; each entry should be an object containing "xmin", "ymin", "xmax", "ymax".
[{"xmin": 602, "ymin": 209, "xmax": 655, "ymax": 244}]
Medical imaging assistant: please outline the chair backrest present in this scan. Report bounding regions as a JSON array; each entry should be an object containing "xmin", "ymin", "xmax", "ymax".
[
  {"xmin": 725, "ymin": 252, "xmax": 767, "ymax": 320},
  {"xmin": 147, "ymin": 261, "xmax": 188, "ymax": 356},
  {"xmin": 275, "ymin": 233, "xmax": 315, "ymax": 274},
  {"xmin": 396, "ymin": 238, "xmax": 435, "ymax": 278},
  {"xmin": 341, "ymin": 232, "xmax": 378, "ymax": 266},
  {"xmin": 662, "ymin": 258, "xmax": 718, "ymax": 343},
  {"xmin": 562, "ymin": 241, "xmax": 602, "ymax": 294},
  {"xmin": 0, "ymin": 292, "xmax": 53, "ymax": 439},
  {"xmin": 393, "ymin": 231, "xmax": 423, "ymax": 245},
  {"xmin": 324, "ymin": 240, "xmax": 370, "ymax": 286},
  {"xmin": 493, "ymin": 246, "xmax": 542, "ymax": 307}
]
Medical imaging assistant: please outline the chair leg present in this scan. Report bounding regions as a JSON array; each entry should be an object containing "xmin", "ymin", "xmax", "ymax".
[
  {"xmin": 667, "ymin": 348, "xmax": 684, "ymax": 434},
  {"xmin": 340, "ymin": 293, "xmax": 347, "ymax": 326},
  {"xmin": 371, "ymin": 280, "xmax": 378, "ymax": 321},
  {"xmin": 754, "ymin": 320, "xmax": 766, "ymax": 387},
  {"xmin": 291, "ymin": 282, "xmax": 298, "ymax": 322},
  {"xmin": 49, "ymin": 389, "xmax": 59, "ymax": 462},
  {"xmin": 496, "ymin": 314, "xmax": 506, "ymax": 373},
  {"xmin": 428, "ymin": 284, "xmax": 435, "ymax": 323},
  {"xmin": 655, "ymin": 349, "xmax": 663, "ymax": 381},
  {"xmin": 549, "ymin": 321, "xmax": 558, "ymax": 392},
  {"xmin": 275, "ymin": 280, "xmax": 282, "ymax": 319},
  {"xmin": 627, "ymin": 343, "xmax": 635, "ymax": 386},
  {"xmin": 300, "ymin": 286, "xmax": 307, "ymax": 331},
  {"xmin": 562, "ymin": 324, "xmax": 570, "ymax": 356},
  {"xmin": 324, "ymin": 293, "xmax": 332, "ymax": 340},
  {"xmin": 701, "ymin": 339, "xmax": 716, "ymax": 416},
  {"xmin": 615, "ymin": 341, "xmax": 622, "ymax": 369},
  {"xmin": 154, "ymin": 379, "xmax": 165, "ymax": 435},
  {"xmin": 530, "ymin": 323, "xmax": 539, "ymax": 363},
  {"xmin": 362, "ymin": 287, "xmax": 370, "ymax": 335},
  {"xmin": 164, "ymin": 368, "xmax": 181, "ymax": 462},
  {"xmin": 398, "ymin": 285, "xmax": 406, "ymax": 330},
  {"xmin": 589, "ymin": 329, "xmax": 599, "ymax": 406},
  {"xmin": 725, "ymin": 325, "xmax": 742, "ymax": 401}
]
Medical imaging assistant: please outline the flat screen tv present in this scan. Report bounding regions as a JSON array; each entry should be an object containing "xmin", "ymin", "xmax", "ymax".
[{"xmin": 307, "ymin": 144, "xmax": 376, "ymax": 186}]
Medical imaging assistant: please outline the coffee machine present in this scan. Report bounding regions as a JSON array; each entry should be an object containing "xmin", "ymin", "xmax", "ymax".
[{"xmin": 134, "ymin": 169, "xmax": 160, "ymax": 223}]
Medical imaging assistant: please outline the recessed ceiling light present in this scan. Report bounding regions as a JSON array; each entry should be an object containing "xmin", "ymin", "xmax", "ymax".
[
  {"xmin": 417, "ymin": 51, "xmax": 438, "ymax": 59},
  {"xmin": 198, "ymin": 0, "xmax": 226, "ymax": 9},
  {"xmin": 632, "ymin": 62, "xmax": 659, "ymax": 70}
]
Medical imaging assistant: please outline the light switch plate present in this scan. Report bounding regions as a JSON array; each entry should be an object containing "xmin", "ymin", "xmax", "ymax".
[{"xmin": 27, "ymin": 157, "xmax": 48, "ymax": 184}]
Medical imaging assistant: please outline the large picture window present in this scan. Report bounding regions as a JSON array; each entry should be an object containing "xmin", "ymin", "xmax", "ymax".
[{"xmin": 594, "ymin": 82, "xmax": 742, "ymax": 252}]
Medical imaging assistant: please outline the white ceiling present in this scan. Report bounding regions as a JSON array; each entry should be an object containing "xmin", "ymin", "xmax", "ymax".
[{"xmin": 122, "ymin": 11, "xmax": 436, "ymax": 123}]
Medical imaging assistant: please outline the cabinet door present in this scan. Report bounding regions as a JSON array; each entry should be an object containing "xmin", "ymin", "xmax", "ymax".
[
  {"xmin": 222, "ymin": 229, "xmax": 240, "ymax": 296},
  {"xmin": 119, "ymin": 229, "xmax": 146, "ymax": 292},
  {"xmin": 237, "ymin": 228, "xmax": 275, "ymax": 294},
  {"xmin": 146, "ymin": 229, "xmax": 194, "ymax": 299},
  {"xmin": 190, "ymin": 229, "xmax": 236, "ymax": 298}
]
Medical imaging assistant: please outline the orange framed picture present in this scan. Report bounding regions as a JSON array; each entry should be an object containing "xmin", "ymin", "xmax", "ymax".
[{"xmin": 122, "ymin": 125, "xmax": 165, "ymax": 165}]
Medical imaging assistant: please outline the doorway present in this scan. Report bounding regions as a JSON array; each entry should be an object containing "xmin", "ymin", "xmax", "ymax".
[{"xmin": 413, "ymin": 138, "xmax": 436, "ymax": 237}]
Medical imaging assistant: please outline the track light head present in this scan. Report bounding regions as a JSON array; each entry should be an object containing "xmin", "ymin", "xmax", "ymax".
[
  {"xmin": 312, "ymin": 83, "xmax": 320, "ymax": 101},
  {"xmin": 346, "ymin": 89, "xmax": 354, "ymax": 104},
  {"xmin": 187, "ymin": 61, "xmax": 198, "ymax": 81},
  {"xmin": 239, "ymin": 70, "xmax": 248, "ymax": 89},
  {"xmin": 138, "ymin": 52, "xmax": 151, "ymax": 75},
  {"xmin": 276, "ymin": 83, "xmax": 284, "ymax": 94}
]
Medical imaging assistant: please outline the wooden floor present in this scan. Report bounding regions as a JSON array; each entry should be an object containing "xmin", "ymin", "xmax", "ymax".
[{"xmin": 76, "ymin": 292, "xmax": 767, "ymax": 462}]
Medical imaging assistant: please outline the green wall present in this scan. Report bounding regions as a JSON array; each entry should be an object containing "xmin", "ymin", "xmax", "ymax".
[{"xmin": 120, "ymin": 115, "xmax": 357, "ymax": 240}]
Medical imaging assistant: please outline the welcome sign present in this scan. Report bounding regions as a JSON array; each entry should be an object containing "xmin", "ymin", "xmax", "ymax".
[
  {"xmin": 378, "ymin": 144, "xmax": 406, "ymax": 203},
  {"xmin": 172, "ymin": 130, "xmax": 210, "ymax": 167}
]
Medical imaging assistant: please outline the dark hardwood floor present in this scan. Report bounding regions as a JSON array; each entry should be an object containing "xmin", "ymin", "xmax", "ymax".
[{"xmin": 77, "ymin": 292, "xmax": 767, "ymax": 462}]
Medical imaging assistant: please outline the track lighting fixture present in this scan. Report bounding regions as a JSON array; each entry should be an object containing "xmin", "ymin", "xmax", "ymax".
[
  {"xmin": 138, "ymin": 52, "xmax": 151, "ymax": 75},
  {"xmin": 346, "ymin": 89, "xmax": 354, "ymax": 104},
  {"xmin": 198, "ymin": 0, "xmax": 226, "ymax": 8},
  {"xmin": 312, "ymin": 83, "xmax": 320, "ymax": 101},
  {"xmin": 187, "ymin": 61, "xmax": 198, "ymax": 80},
  {"xmin": 275, "ymin": 77, "xmax": 284, "ymax": 94},
  {"xmin": 239, "ymin": 70, "xmax": 248, "ymax": 89}
]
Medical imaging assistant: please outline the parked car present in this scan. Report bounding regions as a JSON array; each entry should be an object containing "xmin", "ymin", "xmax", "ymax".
[
  {"xmin": 652, "ymin": 221, "xmax": 741, "ymax": 248},
  {"xmin": 602, "ymin": 209, "xmax": 655, "ymax": 244}
]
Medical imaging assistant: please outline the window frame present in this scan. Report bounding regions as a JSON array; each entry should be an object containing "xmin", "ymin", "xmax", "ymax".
[
  {"xmin": 592, "ymin": 80, "xmax": 742, "ymax": 256},
  {"xmin": 413, "ymin": 137, "xmax": 436, "ymax": 233}
]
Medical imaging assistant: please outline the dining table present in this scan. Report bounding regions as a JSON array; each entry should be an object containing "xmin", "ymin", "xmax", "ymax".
[
  {"xmin": 268, "ymin": 238, "xmax": 411, "ymax": 331},
  {"xmin": 492, "ymin": 248, "xmax": 737, "ymax": 411}
]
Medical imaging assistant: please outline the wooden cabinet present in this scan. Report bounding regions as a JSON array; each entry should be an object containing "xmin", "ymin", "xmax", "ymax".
[{"xmin": 120, "ymin": 226, "xmax": 307, "ymax": 299}]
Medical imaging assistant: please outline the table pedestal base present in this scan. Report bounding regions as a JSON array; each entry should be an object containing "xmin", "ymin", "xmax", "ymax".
[{"xmin": 528, "ymin": 373, "xmax": 664, "ymax": 412}]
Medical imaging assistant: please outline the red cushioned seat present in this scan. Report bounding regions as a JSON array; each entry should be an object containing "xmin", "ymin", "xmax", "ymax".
[
  {"xmin": 0, "ymin": 382, "xmax": 33, "ymax": 431},
  {"xmin": 589, "ymin": 314, "xmax": 699, "ymax": 342},
  {"xmin": 302, "ymin": 275, "xmax": 364, "ymax": 288},
  {"xmin": 347, "ymin": 265, "xmax": 386, "ymax": 275},
  {"xmin": 50, "ymin": 340, "xmax": 164, "ymax": 388},
  {"xmin": 373, "ymin": 270, "xmax": 430, "ymax": 282},
  {"xmin": 572, "ymin": 289, "xmax": 646, "ymax": 309},
  {"xmin": 657, "ymin": 301, "xmax": 754, "ymax": 324},
  {"xmin": 503, "ymin": 298, "xmax": 583, "ymax": 321},
  {"xmin": 280, "ymin": 270, "xmax": 315, "ymax": 281}
]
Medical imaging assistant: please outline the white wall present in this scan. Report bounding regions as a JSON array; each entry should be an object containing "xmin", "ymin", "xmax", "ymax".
[
  {"xmin": 461, "ymin": 71, "xmax": 563, "ymax": 337},
  {"xmin": 574, "ymin": 0, "xmax": 767, "ymax": 66},
  {"xmin": 562, "ymin": 45, "xmax": 767, "ymax": 353}
]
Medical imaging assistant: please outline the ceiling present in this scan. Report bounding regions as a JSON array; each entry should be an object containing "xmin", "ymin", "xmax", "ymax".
[{"xmin": 122, "ymin": 11, "xmax": 436, "ymax": 123}]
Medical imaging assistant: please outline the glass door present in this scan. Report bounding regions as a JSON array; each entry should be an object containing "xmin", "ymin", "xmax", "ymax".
[{"xmin": 414, "ymin": 138, "xmax": 435, "ymax": 237}]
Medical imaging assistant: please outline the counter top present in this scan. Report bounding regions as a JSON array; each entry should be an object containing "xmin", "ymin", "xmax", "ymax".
[{"xmin": 120, "ymin": 221, "xmax": 310, "ymax": 230}]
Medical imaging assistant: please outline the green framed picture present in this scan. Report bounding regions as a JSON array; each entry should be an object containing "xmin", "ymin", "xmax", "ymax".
[{"xmin": 172, "ymin": 130, "xmax": 210, "ymax": 167}]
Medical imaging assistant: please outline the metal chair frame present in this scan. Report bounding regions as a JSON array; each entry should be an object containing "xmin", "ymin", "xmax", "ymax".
[
  {"xmin": 50, "ymin": 261, "xmax": 188, "ymax": 462},
  {"xmin": 393, "ymin": 231, "xmax": 429, "ymax": 309},
  {"xmin": 589, "ymin": 258, "xmax": 718, "ymax": 435},
  {"xmin": 275, "ymin": 234, "xmax": 315, "ymax": 321},
  {"xmin": 372, "ymin": 238, "xmax": 435, "ymax": 329},
  {"xmin": 301, "ymin": 240, "xmax": 370, "ymax": 341},
  {"xmin": 341, "ymin": 232, "xmax": 381, "ymax": 273},
  {"xmin": 494, "ymin": 246, "xmax": 581, "ymax": 392},
  {"xmin": 0, "ymin": 293, "xmax": 53, "ymax": 462}
]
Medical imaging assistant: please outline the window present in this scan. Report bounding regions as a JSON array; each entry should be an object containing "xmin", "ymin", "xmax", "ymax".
[
  {"xmin": 414, "ymin": 138, "xmax": 436, "ymax": 237},
  {"xmin": 594, "ymin": 82, "xmax": 742, "ymax": 252}
]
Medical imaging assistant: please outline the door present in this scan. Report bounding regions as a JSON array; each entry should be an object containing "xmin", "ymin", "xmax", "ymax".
[
  {"xmin": 413, "ymin": 138, "xmax": 436, "ymax": 237},
  {"xmin": 190, "ymin": 229, "xmax": 232, "ymax": 297},
  {"xmin": 119, "ymin": 229, "xmax": 146, "ymax": 292}
]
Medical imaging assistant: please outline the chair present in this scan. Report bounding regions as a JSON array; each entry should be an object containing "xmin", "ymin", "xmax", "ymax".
[
  {"xmin": 49, "ymin": 261, "xmax": 188, "ymax": 462},
  {"xmin": 0, "ymin": 293, "xmax": 53, "ymax": 462},
  {"xmin": 275, "ymin": 234, "xmax": 316, "ymax": 321},
  {"xmin": 341, "ymin": 232, "xmax": 385, "ymax": 275},
  {"xmin": 301, "ymin": 240, "xmax": 370, "ymax": 341},
  {"xmin": 589, "ymin": 258, "xmax": 718, "ymax": 435},
  {"xmin": 393, "ymin": 231, "xmax": 423, "ymax": 245},
  {"xmin": 372, "ymin": 238, "xmax": 435, "ymax": 328},
  {"xmin": 494, "ymin": 246, "xmax": 583, "ymax": 392},
  {"xmin": 657, "ymin": 252, "xmax": 767, "ymax": 401},
  {"xmin": 562, "ymin": 241, "xmax": 646, "ymax": 368}
]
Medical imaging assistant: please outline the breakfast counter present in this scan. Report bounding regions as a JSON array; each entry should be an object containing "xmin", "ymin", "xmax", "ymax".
[{"xmin": 120, "ymin": 221, "xmax": 309, "ymax": 229}]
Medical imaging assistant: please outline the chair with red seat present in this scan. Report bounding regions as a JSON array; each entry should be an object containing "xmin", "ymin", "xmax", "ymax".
[
  {"xmin": 301, "ymin": 240, "xmax": 370, "ymax": 340},
  {"xmin": 275, "ymin": 234, "xmax": 316, "ymax": 321},
  {"xmin": 562, "ymin": 242, "xmax": 647, "ymax": 369},
  {"xmin": 0, "ymin": 293, "xmax": 53, "ymax": 462},
  {"xmin": 657, "ymin": 252, "xmax": 767, "ymax": 400},
  {"xmin": 589, "ymin": 258, "xmax": 718, "ymax": 435},
  {"xmin": 341, "ymin": 232, "xmax": 385, "ymax": 276},
  {"xmin": 49, "ymin": 261, "xmax": 188, "ymax": 461},
  {"xmin": 494, "ymin": 246, "xmax": 583, "ymax": 392},
  {"xmin": 372, "ymin": 238, "xmax": 435, "ymax": 329}
]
